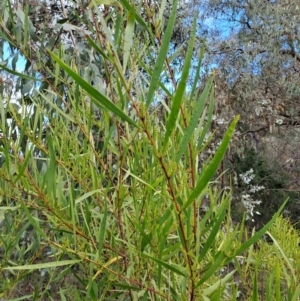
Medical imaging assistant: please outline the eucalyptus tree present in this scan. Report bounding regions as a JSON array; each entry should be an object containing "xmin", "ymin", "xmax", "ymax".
[
  {"xmin": 198, "ymin": 0, "xmax": 300, "ymax": 128},
  {"xmin": 187, "ymin": 0, "xmax": 300, "ymax": 226}
]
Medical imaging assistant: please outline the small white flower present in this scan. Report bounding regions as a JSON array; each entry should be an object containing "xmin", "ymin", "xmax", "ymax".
[
  {"xmin": 40, "ymin": 269, "xmax": 46, "ymax": 277},
  {"xmin": 216, "ymin": 118, "xmax": 225, "ymax": 125}
]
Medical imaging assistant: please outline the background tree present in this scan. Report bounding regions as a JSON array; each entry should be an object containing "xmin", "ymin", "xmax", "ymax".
[{"xmin": 189, "ymin": 0, "xmax": 300, "ymax": 226}]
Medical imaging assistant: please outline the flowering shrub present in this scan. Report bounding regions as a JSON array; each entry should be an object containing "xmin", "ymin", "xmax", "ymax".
[{"xmin": 236, "ymin": 168, "xmax": 264, "ymax": 221}]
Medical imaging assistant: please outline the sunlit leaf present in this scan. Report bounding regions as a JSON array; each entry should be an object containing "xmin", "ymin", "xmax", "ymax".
[
  {"xmin": 175, "ymin": 76, "xmax": 214, "ymax": 162},
  {"xmin": 163, "ymin": 18, "xmax": 197, "ymax": 146},
  {"xmin": 123, "ymin": 9, "xmax": 135, "ymax": 73},
  {"xmin": 146, "ymin": 0, "xmax": 178, "ymax": 107},
  {"xmin": 142, "ymin": 253, "xmax": 188, "ymax": 277},
  {"xmin": 183, "ymin": 115, "xmax": 240, "ymax": 211},
  {"xmin": 0, "ymin": 63, "xmax": 40, "ymax": 81},
  {"xmin": 4, "ymin": 260, "xmax": 81, "ymax": 270},
  {"xmin": 48, "ymin": 51, "xmax": 137, "ymax": 127}
]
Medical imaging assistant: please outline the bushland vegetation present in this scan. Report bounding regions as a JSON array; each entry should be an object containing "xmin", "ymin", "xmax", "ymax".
[{"xmin": 0, "ymin": 0, "xmax": 299, "ymax": 300}]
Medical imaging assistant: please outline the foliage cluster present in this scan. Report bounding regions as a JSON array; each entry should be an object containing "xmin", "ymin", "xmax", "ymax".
[{"xmin": 0, "ymin": 0, "xmax": 299, "ymax": 300}]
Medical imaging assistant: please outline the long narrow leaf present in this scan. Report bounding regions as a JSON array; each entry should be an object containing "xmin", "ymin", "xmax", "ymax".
[
  {"xmin": 275, "ymin": 262, "xmax": 281, "ymax": 301},
  {"xmin": 37, "ymin": 90, "xmax": 75, "ymax": 123},
  {"xmin": 18, "ymin": 198, "xmax": 48, "ymax": 240},
  {"xmin": 23, "ymin": 4, "xmax": 29, "ymax": 49},
  {"xmin": 169, "ymin": 285, "xmax": 182, "ymax": 301},
  {"xmin": 17, "ymin": 114, "xmax": 30, "ymax": 150},
  {"xmin": 46, "ymin": 133, "xmax": 56, "ymax": 197},
  {"xmin": 14, "ymin": 145, "xmax": 33, "ymax": 183},
  {"xmin": 4, "ymin": 260, "xmax": 81, "ymax": 270},
  {"xmin": 183, "ymin": 115, "xmax": 240, "ymax": 211},
  {"xmin": 98, "ymin": 198, "xmax": 108, "ymax": 252},
  {"xmin": 0, "ymin": 31, "xmax": 16, "ymax": 49},
  {"xmin": 266, "ymin": 231, "xmax": 296, "ymax": 282},
  {"xmin": 291, "ymin": 285, "xmax": 300, "ymax": 301},
  {"xmin": 142, "ymin": 253, "xmax": 188, "ymax": 277},
  {"xmin": 48, "ymin": 51, "xmax": 137, "ymax": 127},
  {"xmin": 138, "ymin": 58, "xmax": 173, "ymax": 98},
  {"xmin": 196, "ymin": 251, "xmax": 227, "ymax": 287},
  {"xmin": 0, "ymin": 63, "xmax": 40, "ymax": 81},
  {"xmin": 123, "ymin": 168, "xmax": 156, "ymax": 191},
  {"xmin": 202, "ymin": 269, "xmax": 236, "ymax": 297},
  {"xmin": 145, "ymin": 0, "xmax": 178, "ymax": 107},
  {"xmin": 85, "ymin": 35, "xmax": 110, "ymax": 60},
  {"xmin": 197, "ymin": 87, "xmax": 215, "ymax": 149},
  {"xmin": 164, "ymin": 18, "xmax": 197, "ymax": 146},
  {"xmin": 119, "ymin": 0, "xmax": 154, "ymax": 41},
  {"xmin": 73, "ymin": 189, "xmax": 105, "ymax": 206},
  {"xmin": 175, "ymin": 76, "xmax": 214, "ymax": 162},
  {"xmin": 198, "ymin": 198, "xmax": 228, "ymax": 261},
  {"xmin": 252, "ymin": 268, "xmax": 259, "ymax": 301},
  {"xmin": 123, "ymin": 8, "xmax": 135, "ymax": 72},
  {"xmin": 190, "ymin": 42, "xmax": 205, "ymax": 99}
]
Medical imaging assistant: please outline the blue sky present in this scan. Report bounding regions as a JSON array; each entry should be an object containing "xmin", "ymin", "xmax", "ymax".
[
  {"xmin": 0, "ymin": 3, "xmax": 238, "ymax": 99},
  {"xmin": 1, "ymin": 42, "xmax": 26, "ymax": 72}
]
